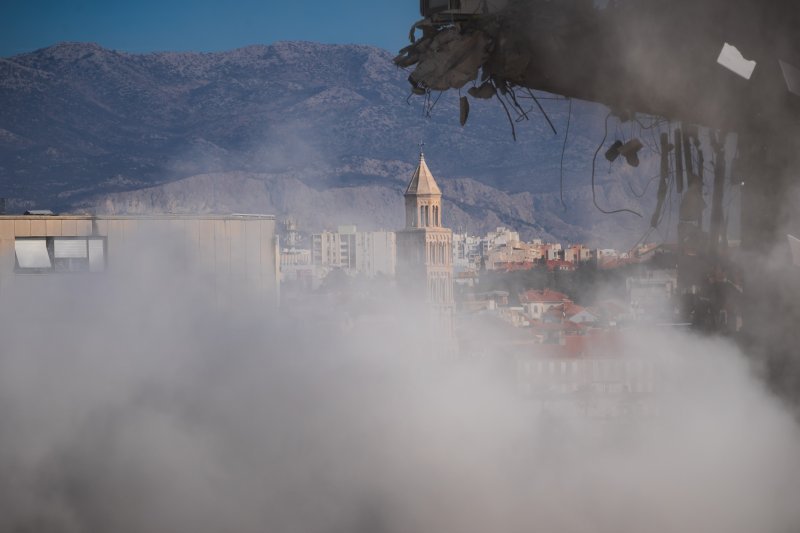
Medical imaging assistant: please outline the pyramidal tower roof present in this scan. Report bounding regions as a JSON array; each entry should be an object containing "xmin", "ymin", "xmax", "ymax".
[{"xmin": 405, "ymin": 153, "xmax": 442, "ymax": 196}]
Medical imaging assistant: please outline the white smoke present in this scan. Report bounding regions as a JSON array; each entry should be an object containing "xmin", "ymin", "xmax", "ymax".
[{"xmin": 0, "ymin": 231, "xmax": 798, "ymax": 533}]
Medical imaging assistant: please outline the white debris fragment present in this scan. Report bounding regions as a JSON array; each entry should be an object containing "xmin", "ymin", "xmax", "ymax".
[{"xmin": 717, "ymin": 43, "xmax": 757, "ymax": 80}]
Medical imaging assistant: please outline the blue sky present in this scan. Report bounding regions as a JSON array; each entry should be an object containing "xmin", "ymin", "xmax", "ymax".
[{"xmin": 1, "ymin": 0, "xmax": 419, "ymax": 56}]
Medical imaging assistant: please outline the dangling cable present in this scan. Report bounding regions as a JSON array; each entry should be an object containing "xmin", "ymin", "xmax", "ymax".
[
  {"xmin": 496, "ymin": 90, "xmax": 517, "ymax": 141},
  {"xmin": 527, "ymin": 89, "xmax": 558, "ymax": 135},
  {"xmin": 559, "ymin": 98, "xmax": 572, "ymax": 210}
]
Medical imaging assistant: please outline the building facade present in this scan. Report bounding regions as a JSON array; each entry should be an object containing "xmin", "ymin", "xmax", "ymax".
[
  {"xmin": 310, "ymin": 225, "xmax": 396, "ymax": 278},
  {"xmin": 0, "ymin": 214, "xmax": 279, "ymax": 303}
]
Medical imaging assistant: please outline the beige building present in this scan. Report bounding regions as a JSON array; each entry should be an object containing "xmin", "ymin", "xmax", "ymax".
[
  {"xmin": 396, "ymin": 153, "xmax": 454, "ymax": 322},
  {"xmin": 486, "ymin": 242, "xmax": 544, "ymax": 270},
  {"xmin": 0, "ymin": 214, "xmax": 279, "ymax": 303},
  {"xmin": 311, "ymin": 225, "xmax": 396, "ymax": 278}
]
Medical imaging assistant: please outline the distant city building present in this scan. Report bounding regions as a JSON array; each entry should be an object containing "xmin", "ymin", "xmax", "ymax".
[
  {"xmin": 480, "ymin": 237, "xmax": 604, "ymax": 272},
  {"xmin": 519, "ymin": 289, "xmax": 572, "ymax": 320},
  {"xmin": 312, "ymin": 226, "xmax": 356, "ymax": 270},
  {"xmin": 514, "ymin": 333, "xmax": 660, "ymax": 418},
  {"xmin": 281, "ymin": 248, "xmax": 311, "ymax": 269},
  {"xmin": 544, "ymin": 242, "xmax": 563, "ymax": 261},
  {"xmin": 627, "ymin": 269, "xmax": 678, "ymax": 322},
  {"xmin": 310, "ymin": 225, "xmax": 395, "ymax": 278},
  {"xmin": 395, "ymin": 152, "xmax": 454, "ymax": 332},
  {"xmin": 484, "ymin": 227, "xmax": 520, "ymax": 250},
  {"xmin": 596, "ymin": 248, "xmax": 620, "ymax": 267},
  {"xmin": 486, "ymin": 241, "xmax": 544, "ymax": 270},
  {"xmin": 563, "ymin": 244, "xmax": 595, "ymax": 264},
  {"xmin": 355, "ymin": 230, "xmax": 396, "ymax": 278},
  {"xmin": 452, "ymin": 232, "xmax": 483, "ymax": 272},
  {"xmin": 280, "ymin": 217, "xmax": 305, "ymax": 248}
]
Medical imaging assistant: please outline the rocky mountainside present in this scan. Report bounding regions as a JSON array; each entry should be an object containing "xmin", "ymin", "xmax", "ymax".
[{"xmin": 0, "ymin": 41, "xmax": 669, "ymax": 246}]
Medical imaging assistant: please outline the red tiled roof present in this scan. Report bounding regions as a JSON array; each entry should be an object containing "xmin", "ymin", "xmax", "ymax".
[
  {"xmin": 562, "ymin": 302, "xmax": 586, "ymax": 317},
  {"xmin": 519, "ymin": 289, "xmax": 571, "ymax": 304},
  {"xmin": 530, "ymin": 318, "xmax": 587, "ymax": 332}
]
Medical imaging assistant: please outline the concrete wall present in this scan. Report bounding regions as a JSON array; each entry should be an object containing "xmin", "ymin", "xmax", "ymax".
[{"xmin": 0, "ymin": 215, "xmax": 279, "ymax": 304}]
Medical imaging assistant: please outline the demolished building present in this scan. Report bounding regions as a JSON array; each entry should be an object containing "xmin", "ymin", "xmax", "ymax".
[{"xmin": 396, "ymin": 0, "xmax": 800, "ymax": 399}]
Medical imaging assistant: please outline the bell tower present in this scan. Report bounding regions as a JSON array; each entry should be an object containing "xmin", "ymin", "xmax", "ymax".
[
  {"xmin": 404, "ymin": 152, "xmax": 443, "ymax": 230},
  {"xmin": 396, "ymin": 151, "xmax": 455, "ymax": 333}
]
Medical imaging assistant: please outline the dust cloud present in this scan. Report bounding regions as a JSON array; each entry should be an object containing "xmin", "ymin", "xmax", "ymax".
[{"xmin": 0, "ymin": 230, "xmax": 798, "ymax": 533}]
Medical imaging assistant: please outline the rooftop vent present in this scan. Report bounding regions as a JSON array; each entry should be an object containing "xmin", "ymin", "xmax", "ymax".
[
  {"xmin": 24, "ymin": 209, "xmax": 55, "ymax": 216},
  {"xmin": 421, "ymin": 0, "xmax": 485, "ymax": 20}
]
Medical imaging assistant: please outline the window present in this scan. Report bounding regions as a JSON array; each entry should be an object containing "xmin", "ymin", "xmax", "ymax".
[
  {"xmin": 14, "ymin": 239, "xmax": 51, "ymax": 269},
  {"xmin": 15, "ymin": 237, "xmax": 106, "ymax": 273}
]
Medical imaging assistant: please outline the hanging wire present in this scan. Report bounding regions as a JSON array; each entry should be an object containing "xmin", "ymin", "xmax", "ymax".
[
  {"xmin": 424, "ymin": 90, "xmax": 444, "ymax": 117},
  {"xmin": 662, "ymin": 141, "xmax": 676, "ymax": 242},
  {"xmin": 591, "ymin": 113, "xmax": 643, "ymax": 217},
  {"xmin": 526, "ymin": 89, "xmax": 558, "ymax": 135},
  {"xmin": 559, "ymin": 98, "xmax": 572, "ymax": 211},
  {"xmin": 633, "ymin": 116, "xmax": 668, "ymax": 130},
  {"xmin": 649, "ymin": 121, "xmax": 676, "ymax": 244},
  {"xmin": 627, "ymin": 172, "xmax": 663, "ymax": 198},
  {"xmin": 495, "ymin": 89, "xmax": 517, "ymax": 141},
  {"xmin": 504, "ymin": 89, "xmax": 532, "ymax": 123},
  {"xmin": 633, "ymin": 155, "xmax": 674, "ymax": 251},
  {"xmin": 630, "ymin": 227, "xmax": 656, "ymax": 251}
]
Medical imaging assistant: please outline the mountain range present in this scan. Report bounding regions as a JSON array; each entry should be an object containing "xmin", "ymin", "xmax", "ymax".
[{"xmin": 0, "ymin": 41, "xmax": 669, "ymax": 247}]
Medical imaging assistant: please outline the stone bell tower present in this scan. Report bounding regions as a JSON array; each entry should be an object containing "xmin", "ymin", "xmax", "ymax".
[{"xmin": 396, "ymin": 152, "xmax": 455, "ymax": 331}]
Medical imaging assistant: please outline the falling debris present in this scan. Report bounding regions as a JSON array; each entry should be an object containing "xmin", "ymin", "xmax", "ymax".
[
  {"xmin": 467, "ymin": 81, "xmax": 496, "ymax": 99},
  {"xmin": 604, "ymin": 140, "xmax": 623, "ymax": 162},
  {"xmin": 789, "ymin": 234, "xmax": 800, "ymax": 266},
  {"xmin": 397, "ymin": 28, "xmax": 490, "ymax": 94},
  {"xmin": 779, "ymin": 59, "xmax": 800, "ymax": 97},
  {"xmin": 618, "ymin": 138, "xmax": 643, "ymax": 167},
  {"xmin": 717, "ymin": 43, "xmax": 757, "ymax": 80}
]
